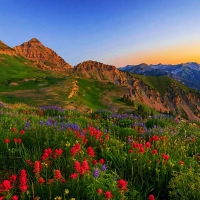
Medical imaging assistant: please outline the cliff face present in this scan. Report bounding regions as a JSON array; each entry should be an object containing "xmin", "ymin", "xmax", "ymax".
[
  {"xmin": 14, "ymin": 38, "xmax": 72, "ymax": 71},
  {"xmin": 0, "ymin": 40, "xmax": 16, "ymax": 55},
  {"xmin": 74, "ymin": 60, "xmax": 200, "ymax": 120}
]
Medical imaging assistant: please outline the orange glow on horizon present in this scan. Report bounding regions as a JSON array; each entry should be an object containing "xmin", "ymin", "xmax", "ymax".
[{"xmin": 108, "ymin": 41, "xmax": 200, "ymax": 67}]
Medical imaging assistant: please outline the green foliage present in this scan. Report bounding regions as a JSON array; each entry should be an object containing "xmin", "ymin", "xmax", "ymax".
[
  {"xmin": 169, "ymin": 170, "xmax": 200, "ymax": 200},
  {"xmin": 145, "ymin": 116, "xmax": 173, "ymax": 129}
]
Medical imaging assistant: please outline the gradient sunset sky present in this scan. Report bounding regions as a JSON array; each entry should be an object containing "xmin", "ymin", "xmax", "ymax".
[{"xmin": 0, "ymin": 0, "xmax": 200, "ymax": 67}]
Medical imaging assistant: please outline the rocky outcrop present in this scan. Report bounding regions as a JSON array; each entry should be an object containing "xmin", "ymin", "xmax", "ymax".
[
  {"xmin": 0, "ymin": 40, "xmax": 16, "ymax": 55},
  {"xmin": 14, "ymin": 38, "xmax": 72, "ymax": 71},
  {"xmin": 74, "ymin": 60, "xmax": 131, "ymax": 86}
]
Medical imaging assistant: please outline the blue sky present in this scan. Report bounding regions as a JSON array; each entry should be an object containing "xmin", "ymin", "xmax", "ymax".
[{"xmin": 0, "ymin": 0, "xmax": 200, "ymax": 67}]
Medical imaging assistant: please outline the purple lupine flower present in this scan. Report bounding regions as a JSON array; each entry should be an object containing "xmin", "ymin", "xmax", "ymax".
[
  {"xmin": 93, "ymin": 168, "xmax": 100, "ymax": 178},
  {"xmin": 102, "ymin": 164, "xmax": 107, "ymax": 171}
]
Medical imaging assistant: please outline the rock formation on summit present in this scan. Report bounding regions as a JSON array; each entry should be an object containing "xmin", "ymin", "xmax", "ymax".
[{"xmin": 14, "ymin": 38, "xmax": 72, "ymax": 71}]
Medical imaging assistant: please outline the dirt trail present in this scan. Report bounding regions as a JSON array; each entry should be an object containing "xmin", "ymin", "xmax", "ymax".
[{"xmin": 68, "ymin": 81, "xmax": 78, "ymax": 99}]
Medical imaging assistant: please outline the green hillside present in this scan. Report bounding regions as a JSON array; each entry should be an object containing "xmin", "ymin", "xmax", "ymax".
[
  {"xmin": 0, "ymin": 54, "xmax": 48, "ymax": 85},
  {"xmin": 131, "ymin": 74, "xmax": 191, "ymax": 94},
  {"xmin": 74, "ymin": 78, "xmax": 118, "ymax": 110}
]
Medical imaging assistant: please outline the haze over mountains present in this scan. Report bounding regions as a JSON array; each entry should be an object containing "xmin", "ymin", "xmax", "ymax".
[{"xmin": 0, "ymin": 38, "xmax": 200, "ymax": 120}]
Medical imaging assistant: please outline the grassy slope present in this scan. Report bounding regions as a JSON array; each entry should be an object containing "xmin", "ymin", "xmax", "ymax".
[
  {"xmin": 74, "ymin": 78, "xmax": 118, "ymax": 110},
  {"xmin": 0, "ymin": 54, "xmax": 48, "ymax": 84},
  {"xmin": 131, "ymin": 74, "xmax": 191, "ymax": 94},
  {"xmin": 0, "ymin": 54, "xmax": 67, "ymax": 105}
]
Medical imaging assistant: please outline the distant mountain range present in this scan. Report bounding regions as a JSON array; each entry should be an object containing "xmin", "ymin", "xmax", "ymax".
[
  {"xmin": 119, "ymin": 63, "xmax": 200, "ymax": 91},
  {"xmin": 0, "ymin": 38, "xmax": 200, "ymax": 120}
]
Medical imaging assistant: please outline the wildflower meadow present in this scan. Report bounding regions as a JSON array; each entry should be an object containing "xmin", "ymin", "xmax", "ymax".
[{"xmin": 0, "ymin": 102, "xmax": 200, "ymax": 199}]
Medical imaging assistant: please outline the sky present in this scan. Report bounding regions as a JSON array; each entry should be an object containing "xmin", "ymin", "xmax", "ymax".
[{"xmin": 0, "ymin": 0, "xmax": 200, "ymax": 67}]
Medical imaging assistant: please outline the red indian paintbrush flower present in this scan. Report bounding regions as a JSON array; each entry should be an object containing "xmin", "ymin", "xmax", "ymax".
[
  {"xmin": 54, "ymin": 170, "xmax": 62, "ymax": 180},
  {"xmin": 74, "ymin": 161, "xmax": 81, "ymax": 171},
  {"xmin": 162, "ymin": 153, "xmax": 170, "ymax": 161},
  {"xmin": 145, "ymin": 142, "xmax": 151, "ymax": 148},
  {"xmin": 178, "ymin": 160, "xmax": 184, "ymax": 165},
  {"xmin": 11, "ymin": 127, "xmax": 17, "ymax": 132},
  {"xmin": 11, "ymin": 195, "xmax": 19, "ymax": 200},
  {"xmin": 99, "ymin": 158, "xmax": 105, "ymax": 164},
  {"xmin": 26, "ymin": 159, "xmax": 33, "ymax": 166},
  {"xmin": 33, "ymin": 161, "xmax": 41, "ymax": 176},
  {"xmin": 70, "ymin": 147, "xmax": 76, "ymax": 157},
  {"xmin": 0, "ymin": 180, "xmax": 13, "ymax": 191},
  {"xmin": 10, "ymin": 174, "xmax": 17, "ymax": 183},
  {"xmin": 79, "ymin": 166, "xmax": 86, "ymax": 175},
  {"xmin": 117, "ymin": 179, "xmax": 128, "ymax": 190},
  {"xmin": 54, "ymin": 148, "xmax": 63, "ymax": 156},
  {"xmin": 19, "ymin": 169, "xmax": 28, "ymax": 192},
  {"xmin": 38, "ymin": 177, "xmax": 45, "ymax": 184},
  {"xmin": 104, "ymin": 191, "xmax": 113, "ymax": 199},
  {"xmin": 4, "ymin": 138, "xmax": 10, "ymax": 143},
  {"xmin": 139, "ymin": 147, "xmax": 145, "ymax": 153},
  {"xmin": 74, "ymin": 143, "xmax": 81, "ymax": 152},
  {"xmin": 132, "ymin": 142, "xmax": 139, "ymax": 148},
  {"xmin": 87, "ymin": 146, "xmax": 95, "ymax": 157},
  {"xmin": 19, "ymin": 130, "xmax": 25, "ymax": 135},
  {"xmin": 93, "ymin": 160, "xmax": 98, "ymax": 165},
  {"xmin": 148, "ymin": 194, "xmax": 155, "ymax": 200},
  {"xmin": 152, "ymin": 149, "xmax": 158, "ymax": 155},
  {"xmin": 70, "ymin": 173, "xmax": 77, "ymax": 179},
  {"xmin": 47, "ymin": 179, "xmax": 54, "ymax": 184},
  {"xmin": 97, "ymin": 188, "xmax": 103, "ymax": 194},
  {"xmin": 82, "ymin": 159, "xmax": 90, "ymax": 171}
]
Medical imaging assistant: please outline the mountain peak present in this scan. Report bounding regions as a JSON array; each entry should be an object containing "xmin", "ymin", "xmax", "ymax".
[
  {"xmin": 14, "ymin": 39, "xmax": 72, "ymax": 71},
  {"xmin": 29, "ymin": 38, "xmax": 41, "ymax": 43}
]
